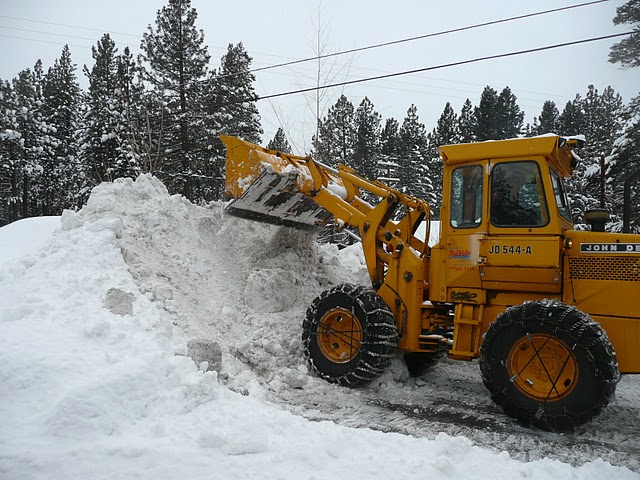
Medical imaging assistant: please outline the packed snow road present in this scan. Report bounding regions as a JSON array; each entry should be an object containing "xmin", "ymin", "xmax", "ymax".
[
  {"xmin": 276, "ymin": 357, "xmax": 640, "ymax": 471},
  {"xmin": 79, "ymin": 175, "xmax": 640, "ymax": 473}
]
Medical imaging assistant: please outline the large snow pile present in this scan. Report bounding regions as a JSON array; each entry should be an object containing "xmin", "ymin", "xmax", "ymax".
[{"xmin": 1, "ymin": 174, "xmax": 638, "ymax": 479}]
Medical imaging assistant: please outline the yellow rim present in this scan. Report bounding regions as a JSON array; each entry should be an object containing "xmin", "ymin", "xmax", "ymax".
[
  {"xmin": 507, "ymin": 334, "xmax": 578, "ymax": 402},
  {"xmin": 317, "ymin": 307, "xmax": 362, "ymax": 364}
]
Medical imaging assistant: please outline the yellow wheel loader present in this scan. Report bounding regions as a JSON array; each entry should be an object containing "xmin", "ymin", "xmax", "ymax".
[{"xmin": 221, "ymin": 134, "xmax": 639, "ymax": 432}]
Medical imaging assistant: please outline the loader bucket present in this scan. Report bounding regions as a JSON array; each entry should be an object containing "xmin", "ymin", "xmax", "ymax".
[{"xmin": 221, "ymin": 135, "xmax": 334, "ymax": 230}]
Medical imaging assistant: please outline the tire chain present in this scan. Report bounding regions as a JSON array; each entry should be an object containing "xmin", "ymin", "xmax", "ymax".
[
  {"xmin": 303, "ymin": 283, "xmax": 399, "ymax": 387},
  {"xmin": 479, "ymin": 299, "xmax": 620, "ymax": 431}
]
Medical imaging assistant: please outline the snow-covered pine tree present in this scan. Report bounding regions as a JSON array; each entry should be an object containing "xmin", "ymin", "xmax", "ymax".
[
  {"xmin": 558, "ymin": 95, "xmax": 588, "ymax": 222},
  {"xmin": 426, "ymin": 102, "xmax": 460, "ymax": 217},
  {"xmin": 114, "ymin": 46, "xmax": 145, "ymax": 176},
  {"xmin": 0, "ymin": 80, "xmax": 22, "ymax": 224},
  {"xmin": 609, "ymin": 0, "xmax": 640, "ymax": 68},
  {"xmin": 559, "ymin": 86, "xmax": 624, "ymax": 227},
  {"xmin": 379, "ymin": 117, "xmax": 401, "ymax": 186},
  {"xmin": 81, "ymin": 34, "xmax": 141, "ymax": 187},
  {"xmin": 314, "ymin": 94, "xmax": 356, "ymax": 168},
  {"xmin": 206, "ymin": 42, "xmax": 263, "ymax": 200},
  {"xmin": 580, "ymin": 85, "xmax": 624, "ymax": 214},
  {"xmin": 266, "ymin": 127, "xmax": 292, "ymax": 153},
  {"xmin": 210, "ymin": 43, "xmax": 262, "ymax": 144},
  {"xmin": 608, "ymin": 0, "xmax": 640, "ymax": 232},
  {"xmin": 398, "ymin": 104, "xmax": 433, "ymax": 204},
  {"xmin": 139, "ymin": 0, "xmax": 210, "ymax": 201},
  {"xmin": 11, "ymin": 66, "xmax": 56, "ymax": 219},
  {"xmin": 312, "ymin": 96, "xmax": 357, "ymax": 247},
  {"xmin": 458, "ymin": 98, "xmax": 476, "ymax": 143},
  {"xmin": 608, "ymin": 95, "xmax": 640, "ymax": 232},
  {"xmin": 40, "ymin": 45, "xmax": 83, "ymax": 215},
  {"xmin": 353, "ymin": 96, "xmax": 382, "ymax": 180}
]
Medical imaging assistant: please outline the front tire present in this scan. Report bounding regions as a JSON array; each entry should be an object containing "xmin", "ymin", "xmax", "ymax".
[
  {"xmin": 479, "ymin": 300, "xmax": 620, "ymax": 432},
  {"xmin": 302, "ymin": 284, "xmax": 398, "ymax": 387}
]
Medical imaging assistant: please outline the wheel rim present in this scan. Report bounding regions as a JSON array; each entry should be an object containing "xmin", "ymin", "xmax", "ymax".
[
  {"xmin": 507, "ymin": 334, "xmax": 578, "ymax": 402},
  {"xmin": 317, "ymin": 307, "xmax": 362, "ymax": 364}
]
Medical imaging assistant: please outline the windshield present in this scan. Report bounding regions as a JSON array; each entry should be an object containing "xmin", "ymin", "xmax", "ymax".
[{"xmin": 490, "ymin": 161, "xmax": 549, "ymax": 227}]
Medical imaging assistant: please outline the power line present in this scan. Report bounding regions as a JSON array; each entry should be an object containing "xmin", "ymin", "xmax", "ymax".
[
  {"xmin": 249, "ymin": 31, "xmax": 634, "ymax": 105},
  {"xmin": 0, "ymin": 14, "xmax": 141, "ymax": 38},
  {"xmin": 227, "ymin": 0, "xmax": 612, "ymax": 79},
  {"xmin": 0, "ymin": 33, "xmax": 89, "ymax": 49},
  {"xmin": 0, "ymin": 25, "xmax": 110, "ymax": 43}
]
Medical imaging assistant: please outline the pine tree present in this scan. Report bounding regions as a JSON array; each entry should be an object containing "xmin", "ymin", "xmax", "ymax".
[
  {"xmin": 534, "ymin": 100, "xmax": 560, "ymax": 135},
  {"xmin": 0, "ymin": 80, "xmax": 22, "ymax": 223},
  {"xmin": 140, "ymin": 0, "xmax": 210, "ymax": 201},
  {"xmin": 398, "ymin": 104, "xmax": 433, "ymax": 204},
  {"xmin": 558, "ymin": 95, "xmax": 588, "ymax": 222},
  {"xmin": 474, "ymin": 86, "xmax": 500, "ymax": 141},
  {"xmin": 474, "ymin": 86, "xmax": 524, "ymax": 140},
  {"xmin": 458, "ymin": 98, "xmax": 476, "ymax": 143},
  {"xmin": 608, "ymin": 94, "xmax": 640, "ymax": 232},
  {"xmin": 496, "ymin": 86, "xmax": 524, "ymax": 138},
  {"xmin": 114, "ymin": 46, "xmax": 146, "ymax": 175},
  {"xmin": 426, "ymin": 102, "xmax": 459, "ymax": 217},
  {"xmin": 353, "ymin": 96, "xmax": 382, "ymax": 179},
  {"xmin": 608, "ymin": 1, "xmax": 640, "ymax": 232},
  {"xmin": 314, "ymin": 94, "xmax": 356, "ymax": 168},
  {"xmin": 11, "ymin": 66, "xmax": 56, "ymax": 219},
  {"xmin": 40, "ymin": 45, "xmax": 83, "ymax": 215},
  {"xmin": 560, "ymin": 86, "xmax": 624, "ymax": 226},
  {"xmin": 586, "ymin": 86, "xmax": 624, "ymax": 222},
  {"xmin": 81, "ymin": 34, "xmax": 141, "ymax": 186},
  {"xmin": 609, "ymin": 0, "xmax": 640, "ymax": 68},
  {"xmin": 379, "ymin": 117, "xmax": 401, "ymax": 185},
  {"xmin": 558, "ymin": 95, "xmax": 585, "ymax": 136},
  {"xmin": 206, "ymin": 42, "xmax": 263, "ymax": 200},
  {"xmin": 266, "ymin": 127, "xmax": 292, "ymax": 153},
  {"xmin": 581, "ymin": 85, "xmax": 624, "ymax": 203}
]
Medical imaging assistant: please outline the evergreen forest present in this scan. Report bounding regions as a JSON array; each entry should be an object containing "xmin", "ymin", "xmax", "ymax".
[{"xmin": 1, "ymin": 0, "xmax": 639, "ymax": 232}]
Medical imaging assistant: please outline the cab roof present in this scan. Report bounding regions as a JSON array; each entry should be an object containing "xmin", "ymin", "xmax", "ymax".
[{"xmin": 438, "ymin": 135, "xmax": 580, "ymax": 177}]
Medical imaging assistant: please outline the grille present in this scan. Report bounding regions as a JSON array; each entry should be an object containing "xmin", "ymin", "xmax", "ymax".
[{"xmin": 569, "ymin": 256, "xmax": 640, "ymax": 282}]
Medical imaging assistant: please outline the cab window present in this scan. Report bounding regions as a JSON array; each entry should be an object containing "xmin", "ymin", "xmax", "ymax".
[
  {"xmin": 450, "ymin": 165, "xmax": 483, "ymax": 228},
  {"xmin": 491, "ymin": 161, "xmax": 549, "ymax": 227}
]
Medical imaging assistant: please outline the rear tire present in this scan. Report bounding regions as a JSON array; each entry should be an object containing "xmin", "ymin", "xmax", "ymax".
[
  {"xmin": 479, "ymin": 300, "xmax": 620, "ymax": 431},
  {"xmin": 302, "ymin": 284, "xmax": 398, "ymax": 387}
]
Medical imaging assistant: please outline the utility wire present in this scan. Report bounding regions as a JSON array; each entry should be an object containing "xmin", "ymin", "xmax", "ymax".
[
  {"xmin": 220, "ymin": 0, "xmax": 612, "ymax": 79},
  {"xmin": 0, "ymin": 14, "xmax": 141, "ymax": 38},
  {"xmin": 0, "ymin": 25, "xmax": 108, "ymax": 43},
  {"xmin": 0, "ymin": 33, "xmax": 88, "ymax": 49},
  {"xmin": 229, "ymin": 31, "xmax": 634, "ymax": 107},
  {"xmin": 1, "ymin": 0, "xmax": 612, "ymax": 90}
]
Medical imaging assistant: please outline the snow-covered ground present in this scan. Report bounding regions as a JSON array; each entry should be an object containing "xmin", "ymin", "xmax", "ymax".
[{"xmin": 1, "ymin": 174, "xmax": 638, "ymax": 480}]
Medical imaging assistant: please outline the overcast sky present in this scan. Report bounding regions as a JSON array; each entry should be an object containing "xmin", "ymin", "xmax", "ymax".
[{"xmin": 1, "ymin": 0, "xmax": 638, "ymax": 152}]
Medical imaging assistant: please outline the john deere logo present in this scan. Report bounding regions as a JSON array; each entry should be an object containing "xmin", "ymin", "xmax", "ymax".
[{"xmin": 580, "ymin": 243, "xmax": 640, "ymax": 253}]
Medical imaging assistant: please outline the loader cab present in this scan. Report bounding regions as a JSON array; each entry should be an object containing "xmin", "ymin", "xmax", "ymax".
[
  {"xmin": 446, "ymin": 155, "xmax": 573, "ymax": 235},
  {"xmin": 434, "ymin": 135, "xmax": 578, "ymax": 309}
]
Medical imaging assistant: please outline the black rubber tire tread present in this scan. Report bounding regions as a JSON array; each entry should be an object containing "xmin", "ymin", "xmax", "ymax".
[
  {"xmin": 302, "ymin": 283, "xmax": 399, "ymax": 387},
  {"xmin": 479, "ymin": 300, "xmax": 620, "ymax": 432}
]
